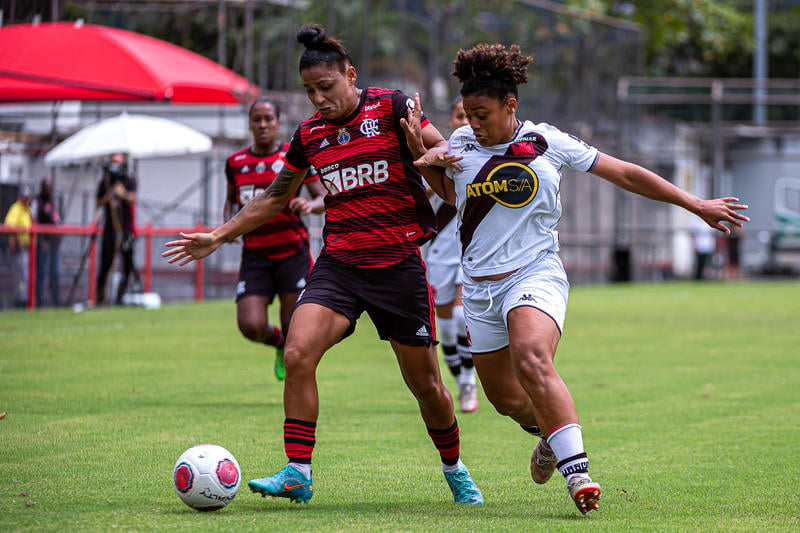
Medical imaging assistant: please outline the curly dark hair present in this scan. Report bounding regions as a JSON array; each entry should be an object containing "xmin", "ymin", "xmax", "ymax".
[
  {"xmin": 296, "ymin": 23, "xmax": 352, "ymax": 73},
  {"xmin": 452, "ymin": 43, "xmax": 532, "ymax": 100}
]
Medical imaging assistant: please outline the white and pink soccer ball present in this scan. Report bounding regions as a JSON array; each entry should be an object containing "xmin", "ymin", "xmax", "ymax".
[{"xmin": 173, "ymin": 444, "xmax": 241, "ymax": 511}]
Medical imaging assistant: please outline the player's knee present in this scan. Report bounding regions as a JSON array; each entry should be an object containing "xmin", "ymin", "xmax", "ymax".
[
  {"xmin": 511, "ymin": 343, "xmax": 554, "ymax": 381},
  {"xmin": 237, "ymin": 319, "xmax": 265, "ymax": 342},
  {"xmin": 283, "ymin": 345, "xmax": 315, "ymax": 377},
  {"xmin": 486, "ymin": 391, "xmax": 528, "ymax": 418},
  {"xmin": 408, "ymin": 374, "xmax": 447, "ymax": 405}
]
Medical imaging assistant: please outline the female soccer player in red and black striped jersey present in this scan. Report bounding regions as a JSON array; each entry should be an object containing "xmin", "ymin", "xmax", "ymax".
[
  {"xmin": 163, "ymin": 23, "xmax": 483, "ymax": 506},
  {"xmin": 224, "ymin": 96, "xmax": 325, "ymax": 382}
]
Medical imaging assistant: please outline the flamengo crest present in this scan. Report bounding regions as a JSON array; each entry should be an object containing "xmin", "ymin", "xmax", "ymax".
[{"xmin": 360, "ymin": 118, "xmax": 380, "ymax": 138}]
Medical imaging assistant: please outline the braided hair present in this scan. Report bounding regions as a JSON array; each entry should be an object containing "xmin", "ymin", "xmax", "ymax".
[
  {"xmin": 297, "ymin": 23, "xmax": 352, "ymax": 73},
  {"xmin": 452, "ymin": 43, "xmax": 532, "ymax": 101}
]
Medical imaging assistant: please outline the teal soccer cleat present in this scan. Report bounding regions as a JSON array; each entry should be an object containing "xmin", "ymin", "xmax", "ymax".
[
  {"xmin": 444, "ymin": 466, "xmax": 484, "ymax": 505},
  {"xmin": 248, "ymin": 464, "xmax": 313, "ymax": 503}
]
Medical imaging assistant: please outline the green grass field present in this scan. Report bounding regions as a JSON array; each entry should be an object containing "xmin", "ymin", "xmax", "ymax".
[{"xmin": 1, "ymin": 281, "xmax": 798, "ymax": 532}]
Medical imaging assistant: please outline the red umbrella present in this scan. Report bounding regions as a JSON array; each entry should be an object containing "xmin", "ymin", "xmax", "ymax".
[{"xmin": 0, "ymin": 21, "xmax": 260, "ymax": 104}]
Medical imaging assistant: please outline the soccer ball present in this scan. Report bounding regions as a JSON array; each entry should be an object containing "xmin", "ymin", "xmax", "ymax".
[{"xmin": 173, "ymin": 444, "xmax": 241, "ymax": 511}]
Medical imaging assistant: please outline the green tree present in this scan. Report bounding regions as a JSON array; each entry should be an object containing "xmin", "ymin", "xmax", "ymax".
[{"xmin": 566, "ymin": 0, "xmax": 753, "ymax": 76}]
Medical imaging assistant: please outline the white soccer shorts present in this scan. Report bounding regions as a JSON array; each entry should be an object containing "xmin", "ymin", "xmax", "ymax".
[
  {"xmin": 462, "ymin": 251, "xmax": 569, "ymax": 354},
  {"xmin": 427, "ymin": 262, "xmax": 463, "ymax": 307}
]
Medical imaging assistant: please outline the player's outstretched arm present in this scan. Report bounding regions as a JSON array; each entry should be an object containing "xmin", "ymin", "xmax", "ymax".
[
  {"xmin": 163, "ymin": 166, "xmax": 308, "ymax": 266},
  {"xmin": 591, "ymin": 152, "xmax": 750, "ymax": 233}
]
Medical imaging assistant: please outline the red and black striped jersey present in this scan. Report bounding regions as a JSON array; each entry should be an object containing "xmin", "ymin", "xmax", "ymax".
[
  {"xmin": 284, "ymin": 87, "xmax": 436, "ymax": 268},
  {"xmin": 225, "ymin": 143, "xmax": 318, "ymax": 259}
]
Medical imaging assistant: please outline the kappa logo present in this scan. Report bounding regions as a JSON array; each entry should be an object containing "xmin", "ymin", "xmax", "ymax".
[
  {"xmin": 360, "ymin": 118, "xmax": 380, "ymax": 138},
  {"xmin": 461, "ymin": 143, "xmax": 478, "ymax": 153},
  {"xmin": 320, "ymin": 138, "xmax": 330, "ymax": 149},
  {"xmin": 415, "ymin": 325, "xmax": 428, "ymax": 337},
  {"xmin": 518, "ymin": 294, "xmax": 537, "ymax": 302}
]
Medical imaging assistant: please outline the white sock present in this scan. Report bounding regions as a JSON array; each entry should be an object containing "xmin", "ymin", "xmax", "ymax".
[
  {"xmin": 288, "ymin": 462, "xmax": 311, "ymax": 479},
  {"xmin": 442, "ymin": 458, "xmax": 464, "ymax": 474},
  {"xmin": 438, "ymin": 316, "xmax": 457, "ymax": 347},
  {"xmin": 458, "ymin": 365, "xmax": 476, "ymax": 386},
  {"xmin": 547, "ymin": 423, "xmax": 590, "ymax": 483}
]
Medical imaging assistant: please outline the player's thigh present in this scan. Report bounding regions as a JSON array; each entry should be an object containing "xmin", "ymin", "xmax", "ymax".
[
  {"xmin": 285, "ymin": 302, "xmax": 351, "ymax": 368},
  {"xmin": 473, "ymin": 347, "xmax": 532, "ymax": 410},
  {"xmin": 277, "ymin": 291, "xmax": 301, "ymax": 326},
  {"xmin": 236, "ymin": 294, "xmax": 270, "ymax": 329},
  {"xmin": 506, "ymin": 306, "xmax": 561, "ymax": 368},
  {"xmin": 391, "ymin": 340, "xmax": 442, "ymax": 388}
]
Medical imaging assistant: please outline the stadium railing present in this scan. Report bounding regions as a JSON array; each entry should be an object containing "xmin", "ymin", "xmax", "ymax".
[{"xmin": 0, "ymin": 223, "xmax": 214, "ymax": 310}]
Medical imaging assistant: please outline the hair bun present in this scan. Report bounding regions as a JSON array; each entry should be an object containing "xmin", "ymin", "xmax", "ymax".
[{"xmin": 297, "ymin": 24, "xmax": 326, "ymax": 49}]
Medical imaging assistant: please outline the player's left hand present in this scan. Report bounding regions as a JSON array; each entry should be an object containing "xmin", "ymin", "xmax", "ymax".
[
  {"xmin": 413, "ymin": 149, "xmax": 464, "ymax": 171},
  {"xmin": 698, "ymin": 197, "xmax": 750, "ymax": 233}
]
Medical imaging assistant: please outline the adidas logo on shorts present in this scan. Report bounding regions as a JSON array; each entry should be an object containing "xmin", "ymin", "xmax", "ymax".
[{"xmin": 415, "ymin": 325, "xmax": 428, "ymax": 337}]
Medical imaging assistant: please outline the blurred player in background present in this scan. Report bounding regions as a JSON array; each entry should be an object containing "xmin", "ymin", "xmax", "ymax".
[
  {"xmin": 425, "ymin": 98, "xmax": 477, "ymax": 413},
  {"xmin": 406, "ymin": 43, "xmax": 749, "ymax": 515},
  {"xmin": 165, "ymin": 24, "xmax": 483, "ymax": 506},
  {"xmin": 225, "ymin": 96, "xmax": 325, "ymax": 381}
]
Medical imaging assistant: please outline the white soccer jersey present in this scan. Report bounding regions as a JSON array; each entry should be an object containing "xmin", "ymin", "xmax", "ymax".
[
  {"xmin": 425, "ymin": 195, "xmax": 461, "ymax": 266},
  {"xmin": 446, "ymin": 121, "xmax": 599, "ymax": 278}
]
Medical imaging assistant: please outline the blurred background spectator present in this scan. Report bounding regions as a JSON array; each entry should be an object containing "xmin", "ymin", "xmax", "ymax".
[
  {"xmin": 4, "ymin": 185, "xmax": 33, "ymax": 307},
  {"xmin": 96, "ymin": 153, "xmax": 139, "ymax": 305},
  {"xmin": 690, "ymin": 216, "xmax": 718, "ymax": 280},
  {"xmin": 36, "ymin": 177, "xmax": 62, "ymax": 307}
]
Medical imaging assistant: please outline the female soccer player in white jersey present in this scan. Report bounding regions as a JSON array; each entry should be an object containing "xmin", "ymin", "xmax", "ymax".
[{"xmin": 402, "ymin": 43, "xmax": 749, "ymax": 515}]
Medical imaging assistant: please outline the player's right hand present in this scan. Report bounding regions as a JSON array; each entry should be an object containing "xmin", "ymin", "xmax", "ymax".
[{"xmin": 162, "ymin": 232, "xmax": 221, "ymax": 266}]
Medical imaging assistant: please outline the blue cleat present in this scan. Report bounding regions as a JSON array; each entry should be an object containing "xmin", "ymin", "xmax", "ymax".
[
  {"xmin": 444, "ymin": 466, "xmax": 484, "ymax": 505},
  {"xmin": 248, "ymin": 464, "xmax": 313, "ymax": 503}
]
